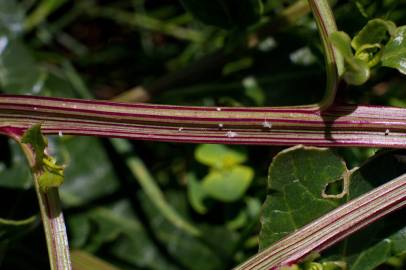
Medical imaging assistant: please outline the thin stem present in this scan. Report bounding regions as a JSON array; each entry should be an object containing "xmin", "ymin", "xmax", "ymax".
[
  {"xmin": 1, "ymin": 95, "xmax": 405, "ymax": 148},
  {"xmin": 308, "ymin": 0, "xmax": 342, "ymax": 110},
  {"xmin": 15, "ymin": 136, "xmax": 71, "ymax": 270},
  {"xmin": 234, "ymin": 173, "xmax": 406, "ymax": 270},
  {"xmin": 110, "ymin": 138, "xmax": 201, "ymax": 236}
]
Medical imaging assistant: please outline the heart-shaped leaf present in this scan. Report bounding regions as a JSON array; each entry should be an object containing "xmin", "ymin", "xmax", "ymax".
[{"xmin": 201, "ymin": 165, "xmax": 254, "ymax": 202}]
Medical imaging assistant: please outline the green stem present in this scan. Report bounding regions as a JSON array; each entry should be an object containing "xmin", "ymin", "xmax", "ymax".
[
  {"xmin": 17, "ymin": 137, "xmax": 71, "ymax": 270},
  {"xmin": 110, "ymin": 138, "xmax": 201, "ymax": 236},
  {"xmin": 309, "ymin": 0, "xmax": 342, "ymax": 110}
]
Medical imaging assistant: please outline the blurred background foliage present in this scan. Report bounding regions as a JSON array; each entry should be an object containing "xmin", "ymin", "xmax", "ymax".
[{"xmin": 0, "ymin": 0, "xmax": 405, "ymax": 269}]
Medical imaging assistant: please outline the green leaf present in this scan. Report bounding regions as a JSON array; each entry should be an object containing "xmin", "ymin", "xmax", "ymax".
[
  {"xmin": 178, "ymin": 0, "xmax": 262, "ymax": 29},
  {"xmin": 0, "ymin": 0, "xmax": 24, "ymax": 35},
  {"xmin": 382, "ymin": 26, "xmax": 406, "ymax": 75},
  {"xmin": 201, "ymin": 165, "xmax": 254, "ymax": 202},
  {"xmin": 37, "ymin": 157, "xmax": 64, "ymax": 192},
  {"xmin": 0, "ymin": 139, "xmax": 32, "ymax": 189},
  {"xmin": 195, "ymin": 144, "xmax": 246, "ymax": 169},
  {"xmin": 351, "ymin": 19, "xmax": 396, "ymax": 51},
  {"xmin": 0, "ymin": 37, "xmax": 43, "ymax": 94},
  {"xmin": 139, "ymin": 191, "xmax": 238, "ymax": 270},
  {"xmin": 259, "ymin": 145, "xmax": 347, "ymax": 250},
  {"xmin": 0, "ymin": 215, "xmax": 38, "ymax": 242},
  {"xmin": 21, "ymin": 124, "xmax": 65, "ymax": 192},
  {"xmin": 58, "ymin": 137, "xmax": 119, "ymax": 207},
  {"xmin": 338, "ymin": 150, "xmax": 406, "ymax": 270},
  {"xmin": 330, "ymin": 31, "xmax": 370, "ymax": 85},
  {"xmin": 187, "ymin": 173, "xmax": 208, "ymax": 214},
  {"xmin": 68, "ymin": 202, "xmax": 176, "ymax": 270},
  {"xmin": 20, "ymin": 123, "xmax": 47, "ymax": 164},
  {"xmin": 71, "ymin": 250, "xmax": 120, "ymax": 270}
]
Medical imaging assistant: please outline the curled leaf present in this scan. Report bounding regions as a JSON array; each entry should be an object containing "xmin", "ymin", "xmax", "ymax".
[
  {"xmin": 351, "ymin": 19, "xmax": 396, "ymax": 51},
  {"xmin": 330, "ymin": 32, "xmax": 370, "ymax": 85}
]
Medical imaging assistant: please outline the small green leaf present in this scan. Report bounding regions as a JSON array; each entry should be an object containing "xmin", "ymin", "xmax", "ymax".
[
  {"xmin": 350, "ymin": 240, "xmax": 392, "ymax": 270},
  {"xmin": 330, "ymin": 31, "xmax": 370, "ymax": 85},
  {"xmin": 201, "ymin": 165, "xmax": 254, "ymax": 202},
  {"xmin": 38, "ymin": 157, "xmax": 64, "ymax": 192},
  {"xmin": 195, "ymin": 144, "xmax": 246, "ymax": 169},
  {"xmin": 351, "ymin": 19, "xmax": 396, "ymax": 51},
  {"xmin": 21, "ymin": 123, "xmax": 47, "ymax": 163},
  {"xmin": 382, "ymin": 26, "xmax": 406, "ymax": 75},
  {"xmin": 21, "ymin": 124, "xmax": 64, "ymax": 192},
  {"xmin": 342, "ymin": 57, "xmax": 370, "ymax": 86},
  {"xmin": 354, "ymin": 43, "xmax": 383, "ymax": 67}
]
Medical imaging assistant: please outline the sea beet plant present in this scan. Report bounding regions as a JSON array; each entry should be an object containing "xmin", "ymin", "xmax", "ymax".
[{"xmin": 0, "ymin": 0, "xmax": 405, "ymax": 270}]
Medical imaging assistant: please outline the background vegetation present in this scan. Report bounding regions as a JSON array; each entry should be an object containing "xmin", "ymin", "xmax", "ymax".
[{"xmin": 0, "ymin": 0, "xmax": 405, "ymax": 269}]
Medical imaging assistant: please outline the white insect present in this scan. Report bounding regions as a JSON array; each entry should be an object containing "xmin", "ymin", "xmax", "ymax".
[
  {"xmin": 262, "ymin": 120, "xmax": 272, "ymax": 129},
  {"xmin": 226, "ymin": 131, "xmax": 238, "ymax": 138}
]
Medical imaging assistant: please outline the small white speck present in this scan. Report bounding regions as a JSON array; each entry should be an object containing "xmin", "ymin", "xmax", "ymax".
[
  {"xmin": 0, "ymin": 36, "xmax": 8, "ymax": 55},
  {"xmin": 178, "ymin": 127, "xmax": 183, "ymax": 132},
  {"xmin": 262, "ymin": 120, "xmax": 272, "ymax": 129},
  {"xmin": 218, "ymin": 123, "xmax": 224, "ymax": 129},
  {"xmin": 394, "ymin": 35, "xmax": 403, "ymax": 45},
  {"xmin": 72, "ymin": 105, "xmax": 77, "ymax": 109},
  {"xmin": 58, "ymin": 131, "xmax": 63, "ymax": 137},
  {"xmin": 33, "ymin": 107, "xmax": 38, "ymax": 110},
  {"xmin": 400, "ymin": 58, "xmax": 406, "ymax": 70},
  {"xmin": 62, "ymin": 103, "xmax": 66, "ymax": 106},
  {"xmin": 385, "ymin": 129, "xmax": 390, "ymax": 136},
  {"xmin": 293, "ymin": 179, "xmax": 299, "ymax": 183},
  {"xmin": 226, "ymin": 131, "xmax": 238, "ymax": 138},
  {"xmin": 216, "ymin": 107, "xmax": 221, "ymax": 111}
]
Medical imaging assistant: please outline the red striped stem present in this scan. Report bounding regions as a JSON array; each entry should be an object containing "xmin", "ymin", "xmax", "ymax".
[
  {"xmin": 234, "ymin": 174, "xmax": 406, "ymax": 270},
  {"xmin": 0, "ymin": 95, "xmax": 405, "ymax": 148}
]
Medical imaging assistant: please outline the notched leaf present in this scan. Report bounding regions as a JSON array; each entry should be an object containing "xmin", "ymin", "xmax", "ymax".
[{"xmin": 259, "ymin": 145, "xmax": 348, "ymax": 249}]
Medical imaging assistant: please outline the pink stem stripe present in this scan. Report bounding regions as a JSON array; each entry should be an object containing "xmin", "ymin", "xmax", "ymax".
[{"xmin": 1, "ymin": 95, "xmax": 405, "ymax": 148}]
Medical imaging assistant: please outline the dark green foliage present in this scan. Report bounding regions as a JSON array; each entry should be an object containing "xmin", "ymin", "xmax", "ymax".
[{"xmin": 179, "ymin": 0, "xmax": 262, "ymax": 29}]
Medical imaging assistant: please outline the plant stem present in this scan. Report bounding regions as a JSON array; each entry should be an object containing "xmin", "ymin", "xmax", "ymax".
[
  {"xmin": 234, "ymin": 173, "xmax": 406, "ymax": 270},
  {"xmin": 308, "ymin": 0, "xmax": 342, "ymax": 110},
  {"xmin": 110, "ymin": 138, "xmax": 201, "ymax": 236},
  {"xmin": 1, "ymin": 95, "xmax": 405, "ymax": 148},
  {"xmin": 16, "ymin": 135, "xmax": 71, "ymax": 270}
]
